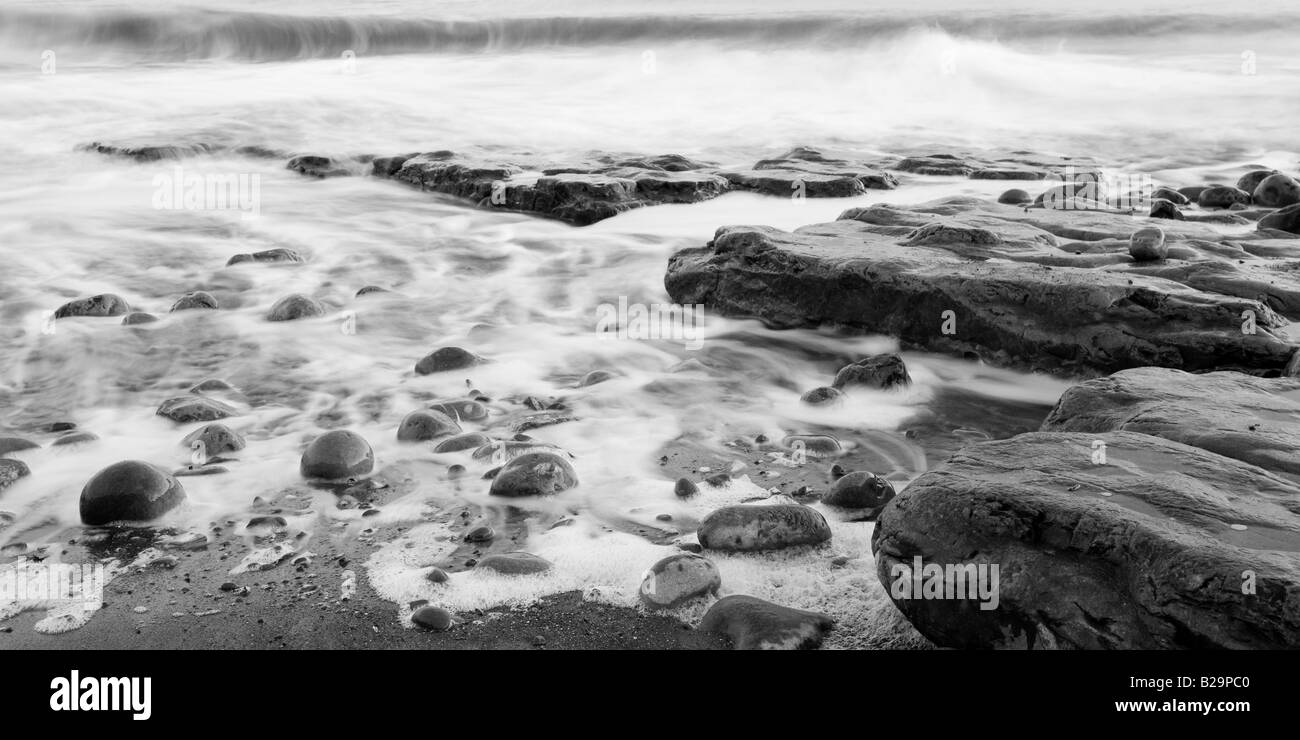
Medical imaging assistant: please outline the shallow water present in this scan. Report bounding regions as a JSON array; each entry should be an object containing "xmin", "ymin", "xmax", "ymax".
[{"xmin": 0, "ymin": 0, "xmax": 1295, "ymax": 645}]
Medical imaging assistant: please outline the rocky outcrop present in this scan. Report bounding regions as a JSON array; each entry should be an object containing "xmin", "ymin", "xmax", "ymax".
[
  {"xmin": 665, "ymin": 196, "xmax": 1300, "ymax": 375},
  {"xmin": 698, "ymin": 595, "xmax": 834, "ymax": 650}
]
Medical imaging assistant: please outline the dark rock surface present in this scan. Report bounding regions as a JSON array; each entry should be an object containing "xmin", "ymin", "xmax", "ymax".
[
  {"xmin": 300, "ymin": 430, "xmax": 375, "ymax": 480},
  {"xmin": 55, "ymin": 294, "xmax": 130, "ymax": 319},
  {"xmin": 698, "ymin": 595, "xmax": 834, "ymax": 650},
  {"xmin": 266, "ymin": 294, "xmax": 325, "ymax": 321},
  {"xmin": 697, "ymin": 503, "xmax": 831, "ymax": 552},
  {"xmin": 665, "ymin": 196, "xmax": 1300, "ymax": 375},
  {"xmin": 80, "ymin": 461, "xmax": 186, "ymax": 525},
  {"xmin": 157, "ymin": 395, "xmax": 238, "ymax": 423},
  {"xmin": 488, "ymin": 452, "xmax": 578, "ymax": 497}
]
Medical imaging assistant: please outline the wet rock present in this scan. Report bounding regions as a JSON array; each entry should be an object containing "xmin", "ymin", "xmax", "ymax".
[
  {"xmin": 52, "ymin": 431, "xmax": 98, "ymax": 446},
  {"xmin": 873, "ymin": 427, "xmax": 1300, "ymax": 649},
  {"xmin": 426, "ymin": 567, "xmax": 450, "ymax": 584},
  {"xmin": 181, "ymin": 424, "xmax": 246, "ymax": 456},
  {"xmin": 1148, "ymin": 198, "xmax": 1184, "ymax": 220},
  {"xmin": 396, "ymin": 409, "xmax": 462, "ymax": 442},
  {"xmin": 427, "ymin": 399, "xmax": 489, "ymax": 421},
  {"xmin": 433, "ymin": 432, "xmax": 491, "ymax": 453},
  {"xmin": 997, "ymin": 188, "xmax": 1032, "ymax": 205},
  {"xmin": 54, "ymin": 293, "xmax": 129, "ymax": 319},
  {"xmin": 121, "ymin": 312, "xmax": 158, "ymax": 325},
  {"xmin": 411, "ymin": 605, "xmax": 454, "ymax": 631},
  {"xmin": 1237, "ymin": 170, "xmax": 1276, "ymax": 194},
  {"xmin": 832, "ymin": 353, "xmax": 911, "ymax": 390},
  {"xmin": 287, "ymin": 155, "xmax": 350, "ymax": 178},
  {"xmin": 1151, "ymin": 187, "xmax": 1189, "ymax": 206},
  {"xmin": 299, "ymin": 430, "xmax": 375, "ymax": 480},
  {"xmin": 415, "ymin": 347, "xmax": 482, "ymax": 375},
  {"xmin": 79, "ymin": 461, "xmax": 186, "ymax": 525},
  {"xmin": 1128, "ymin": 226, "xmax": 1167, "ymax": 261},
  {"xmin": 579, "ymin": 369, "xmax": 615, "ymax": 387},
  {"xmin": 0, "ymin": 459, "xmax": 31, "ymax": 493},
  {"xmin": 698, "ymin": 503, "xmax": 832, "ymax": 552},
  {"xmin": 665, "ymin": 203, "xmax": 1299, "ymax": 375},
  {"xmin": 266, "ymin": 294, "xmax": 325, "ymax": 321},
  {"xmin": 170, "ymin": 291, "xmax": 218, "ymax": 312},
  {"xmin": 475, "ymin": 551, "xmax": 553, "ymax": 575},
  {"xmin": 1258, "ymin": 203, "xmax": 1300, "ymax": 234},
  {"xmin": 639, "ymin": 553, "xmax": 721, "ymax": 609},
  {"xmin": 698, "ymin": 595, "xmax": 834, "ymax": 650},
  {"xmin": 488, "ymin": 452, "xmax": 579, "ymax": 497},
  {"xmin": 722, "ymin": 148, "xmax": 897, "ymax": 197},
  {"xmin": 174, "ymin": 465, "xmax": 228, "ymax": 477},
  {"xmin": 226, "ymin": 248, "xmax": 303, "ymax": 266},
  {"xmin": 1253, "ymin": 173, "xmax": 1300, "ymax": 208},
  {"xmin": 1197, "ymin": 185, "xmax": 1251, "ymax": 209},
  {"xmin": 189, "ymin": 378, "xmax": 237, "ymax": 394},
  {"xmin": 800, "ymin": 386, "xmax": 842, "ymax": 405},
  {"xmin": 465, "ymin": 525, "xmax": 494, "ymax": 543},
  {"xmin": 674, "ymin": 477, "xmax": 699, "ymax": 498},
  {"xmin": 0, "ymin": 437, "xmax": 39, "ymax": 456},
  {"xmin": 157, "ymin": 395, "xmax": 237, "ymax": 423},
  {"xmin": 1176, "ymin": 185, "xmax": 1208, "ymax": 202},
  {"xmin": 821, "ymin": 471, "xmax": 896, "ymax": 519},
  {"xmin": 355, "ymin": 285, "xmax": 388, "ymax": 296}
]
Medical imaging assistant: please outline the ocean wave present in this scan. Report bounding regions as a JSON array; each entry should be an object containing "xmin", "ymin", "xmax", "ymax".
[{"xmin": 0, "ymin": 7, "xmax": 1296, "ymax": 62}]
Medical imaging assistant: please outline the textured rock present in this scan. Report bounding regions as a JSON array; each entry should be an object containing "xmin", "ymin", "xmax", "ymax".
[
  {"xmin": 121, "ymin": 312, "xmax": 158, "ymax": 325},
  {"xmin": 396, "ymin": 409, "xmax": 462, "ymax": 442},
  {"xmin": 157, "ymin": 395, "xmax": 238, "ymax": 423},
  {"xmin": 488, "ymin": 452, "xmax": 578, "ymax": 497},
  {"xmin": 433, "ymin": 432, "xmax": 492, "ymax": 453},
  {"xmin": 665, "ymin": 197, "xmax": 1300, "ymax": 375},
  {"xmin": 300, "ymin": 430, "xmax": 375, "ymax": 480},
  {"xmin": 170, "ymin": 291, "xmax": 218, "ymax": 312},
  {"xmin": 872, "ymin": 428, "xmax": 1300, "ymax": 649},
  {"xmin": 475, "ymin": 551, "xmax": 553, "ymax": 575},
  {"xmin": 698, "ymin": 595, "xmax": 834, "ymax": 650},
  {"xmin": 697, "ymin": 504, "xmax": 831, "ymax": 552},
  {"xmin": 0, "ymin": 437, "xmax": 39, "ymax": 456},
  {"xmin": 721, "ymin": 148, "xmax": 897, "ymax": 197},
  {"xmin": 1253, "ymin": 173, "xmax": 1300, "ymax": 208},
  {"xmin": 0, "ymin": 459, "xmax": 31, "ymax": 493},
  {"xmin": 1259, "ymin": 204, "xmax": 1300, "ymax": 234},
  {"xmin": 639, "ymin": 553, "xmax": 721, "ymax": 609},
  {"xmin": 1198, "ymin": 185, "xmax": 1251, "ymax": 209},
  {"xmin": 820, "ymin": 471, "xmax": 896, "ymax": 518},
  {"xmin": 226, "ymin": 248, "xmax": 303, "ymax": 266},
  {"xmin": 1128, "ymin": 226, "xmax": 1167, "ymax": 261},
  {"xmin": 415, "ymin": 347, "xmax": 482, "ymax": 375},
  {"xmin": 426, "ymin": 398, "xmax": 489, "ymax": 421},
  {"xmin": 411, "ymin": 605, "xmax": 454, "ymax": 631},
  {"xmin": 832, "ymin": 354, "xmax": 911, "ymax": 390},
  {"xmin": 54, "ymin": 294, "xmax": 129, "ymax": 319},
  {"xmin": 80, "ymin": 461, "xmax": 186, "ymax": 525},
  {"xmin": 181, "ymin": 423, "xmax": 246, "ymax": 457},
  {"xmin": 266, "ymin": 294, "xmax": 325, "ymax": 321}
]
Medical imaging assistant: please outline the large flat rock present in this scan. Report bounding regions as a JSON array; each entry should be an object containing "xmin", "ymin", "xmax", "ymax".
[
  {"xmin": 871, "ymin": 428, "xmax": 1300, "ymax": 649},
  {"xmin": 665, "ymin": 196, "xmax": 1300, "ymax": 375}
]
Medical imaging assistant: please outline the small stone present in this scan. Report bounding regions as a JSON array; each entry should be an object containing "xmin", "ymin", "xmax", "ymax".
[
  {"xmin": 266, "ymin": 294, "xmax": 325, "ymax": 321},
  {"xmin": 832, "ymin": 353, "xmax": 910, "ymax": 390},
  {"xmin": 427, "ymin": 399, "xmax": 489, "ymax": 421},
  {"xmin": 0, "ymin": 459, "xmax": 31, "ymax": 492},
  {"xmin": 433, "ymin": 432, "xmax": 492, "ymax": 453},
  {"xmin": 488, "ymin": 452, "xmax": 578, "ymax": 497},
  {"xmin": 170, "ymin": 291, "xmax": 219, "ymax": 312},
  {"xmin": 426, "ymin": 567, "xmax": 450, "ymax": 584},
  {"xmin": 465, "ymin": 525, "xmax": 494, "ymax": 543},
  {"xmin": 226, "ymin": 248, "xmax": 303, "ymax": 266},
  {"xmin": 639, "ymin": 553, "xmax": 721, "ymax": 609},
  {"xmin": 1148, "ymin": 199, "xmax": 1184, "ymax": 220},
  {"xmin": 447, "ymin": 464, "xmax": 466, "ymax": 478},
  {"xmin": 415, "ymin": 347, "xmax": 482, "ymax": 375},
  {"xmin": 1197, "ymin": 185, "xmax": 1251, "ymax": 209},
  {"xmin": 182, "ymin": 424, "xmax": 246, "ymax": 456},
  {"xmin": 396, "ymin": 409, "xmax": 462, "ymax": 442},
  {"xmin": 996, "ymin": 188, "xmax": 1032, "ymax": 205},
  {"xmin": 821, "ymin": 471, "xmax": 897, "ymax": 519},
  {"xmin": 829, "ymin": 463, "xmax": 847, "ymax": 479},
  {"xmin": 800, "ymin": 386, "xmax": 843, "ymax": 405},
  {"xmin": 1151, "ymin": 187, "xmax": 1189, "ymax": 205},
  {"xmin": 355, "ymin": 285, "xmax": 388, "ymax": 296},
  {"xmin": 674, "ymin": 478, "xmax": 698, "ymax": 498},
  {"xmin": 655, "ymin": 514, "xmax": 673, "ymax": 522},
  {"xmin": 411, "ymin": 606, "xmax": 454, "ymax": 632},
  {"xmin": 698, "ymin": 504, "xmax": 832, "ymax": 552},
  {"xmin": 79, "ymin": 461, "xmax": 186, "ymax": 525},
  {"xmin": 781, "ymin": 434, "xmax": 842, "ymax": 458},
  {"xmin": 299, "ymin": 430, "xmax": 375, "ymax": 480},
  {"xmin": 579, "ymin": 369, "xmax": 615, "ymax": 387},
  {"xmin": 1128, "ymin": 226, "xmax": 1168, "ymax": 261},
  {"xmin": 699, "ymin": 595, "xmax": 834, "ymax": 650},
  {"xmin": 157, "ymin": 396, "xmax": 238, "ymax": 423},
  {"xmin": 475, "ymin": 551, "xmax": 553, "ymax": 575},
  {"xmin": 0, "ymin": 437, "xmax": 39, "ymax": 456},
  {"xmin": 121, "ymin": 312, "xmax": 158, "ymax": 325},
  {"xmin": 51, "ymin": 431, "xmax": 98, "ymax": 446},
  {"xmin": 55, "ymin": 293, "xmax": 130, "ymax": 319}
]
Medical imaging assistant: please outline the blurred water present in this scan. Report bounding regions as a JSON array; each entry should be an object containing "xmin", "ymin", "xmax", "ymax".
[{"xmin": 0, "ymin": 0, "xmax": 1291, "ymax": 641}]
